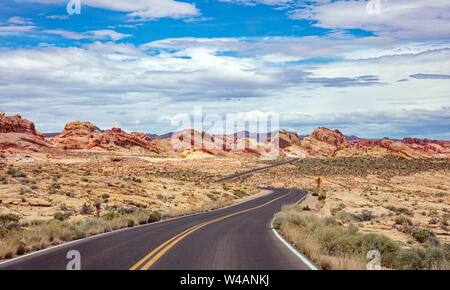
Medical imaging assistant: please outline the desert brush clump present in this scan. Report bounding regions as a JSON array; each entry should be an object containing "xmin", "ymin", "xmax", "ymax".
[
  {"xmin": 292, "ymin": 156, "xmax": 450, "ymax": 179},
  {"xmin": 0, "ymin": 208, "xmax": 166, "ymax": 260},
  {"xmin": 273, "ymin": 204, "xmax": 449, "ymax": 270}
]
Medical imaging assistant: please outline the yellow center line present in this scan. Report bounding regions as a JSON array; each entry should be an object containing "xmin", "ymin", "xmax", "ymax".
[
  {"xmin": 128, "ymin": 221, "xmax": 209, "ymax": 270},
  {"xmin": 129, "ymin": 191, "xmax": 291, "ymax": 270}
]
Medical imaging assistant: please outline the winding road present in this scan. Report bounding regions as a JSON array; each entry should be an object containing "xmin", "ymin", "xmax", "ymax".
[{"xmin": 0, "ymin": 159, "xmax": 314, "ymax": 270}]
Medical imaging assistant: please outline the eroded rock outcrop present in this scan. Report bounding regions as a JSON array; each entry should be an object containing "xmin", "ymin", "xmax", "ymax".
[
  {"xmin": 345, "ymin": 137, "xmax": 449, "ymax": 159},
  {"xmin": 0, "ymin": 114, "xmax": 56, "ymax": 153},
  {"xmin": 50, "ymin": 121, "xmax": 159, "ymax": 153},
  {"xmin": 300, "ymin": 127, "xmax": 348, "ymax": 156}
]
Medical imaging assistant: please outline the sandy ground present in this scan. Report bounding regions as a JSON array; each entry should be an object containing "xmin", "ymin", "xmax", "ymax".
[
  {"xmin": 232, "ymin": 159, "xmax": 449, "ymax": 247},
  {"xmin": 0, "ymin": 152, "xmax": 263, "ymax": 224},
  {"xmin": 1, "ymin": 152, "xmax": 448, "ymax": 249}
]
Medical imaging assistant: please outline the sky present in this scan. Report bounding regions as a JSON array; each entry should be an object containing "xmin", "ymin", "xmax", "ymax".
[{"xmin": 0, "ymin": 0, "xmax": 449, "ymax": 139}]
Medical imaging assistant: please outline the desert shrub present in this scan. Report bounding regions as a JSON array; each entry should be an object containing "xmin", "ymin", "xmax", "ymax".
[
  {"xmin": 127, "ymin": 219, "xmax": 135, "ymax": 227},
  {"xmin": 79, "ymin": 219, "xmax": 111, "ymax": 236},
  {"xmin": 7, "ymin": 167, "xmax": 18, "ymax": 176},
  {"xmin": 53, "ymin": 212, "xmax": 66, "ymax": 221},
  {"xmin": 394, "ymin": 247, "xmax": 448, "ymax": 270},
  {"xmin": 233, "ymin": 190, "xmax": 247, "ymax": 198},
  {"xmin": 388, "ymin": 206, "xmax": 414, "ymax": 216},
  {"xmin": 109, "ymin": 218, "xmax": 130, "ymax": 230},
  {"xmin": 330, "ymin": 203, "xmax": 345, "ymax": 216},
  {"xmin": 363, "ymin": 233, "xmax": 400, "ymax": 268},
  {"xmin": 423, "ymin": 247, "xmax": 448, "ymax": 269},
  {"xmin": 128, "ymin": 211, "xmax": 150, "ymax": 225},
  {"xmin": 394, "ymin": 216, "xmax": 413, "ymax": 226},
  {"xmin": 102, "ymin": 211, "xmax": 121, "ymax": 221},
  {"xmin": 317, "ymin": 227, "xmax": 365, "ymax": 257},
  {"xmin": 347, "ymin": 224, "xmax": 359, "ymax": 235},
  {"xmin": 147, "ymin": 211, "xmax": 161, "ymax": 223},
  {"xmin": 80, "ymin": 203, "xmax": 93, "ymax": 215},
  {"xmin": 101, "ymin": 193, "xmax": 110, "ymax": 199},
  {"xmin": 0, "ymin": 213, "xmax": 20, "ymax": 226},
  {"xmin": 428, "ymin": 217, "xmax": 440, "ymax": 225},
  {"xmin": 132, "ymin": 177, "xmax": 142, "ymax": 183},
  {"xmin": 411, "ymin": 228, "xmax": 431, "ymax": 243},
  {"xmin": 355, "ymin": 210, "xmax": 375, "ymax": 221},
  {"xmin": 395, "ymin": 248, "xmax": 426, "ymax": 270},
  {"xmin": 0, "ymin": 226, "xmax": 9, "ymax": 238},
  {"xmin": 335, "ymin": 211, "xmax": 359, "ymax": 223},
  {"xmin": 318, "ymin": 193, "xmax": 326, "ymax": 201},
  {"xmin": 13, "ymin": 172, "xmax": 27, "ymax": 178}
]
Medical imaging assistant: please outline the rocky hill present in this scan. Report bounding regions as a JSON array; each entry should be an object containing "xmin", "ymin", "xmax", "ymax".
[
  {"xmin": 1, "ymin": 113, "xmax": 448, "ymax": 159},
  {"xmin": 0, "ymin": 113, "xmax": 57, "ymax": 154},
  {"xmin": 300, "ymin": 127, "xmax": 348, "ymax": 156},
  {"xmin": 50, "ymin": 121, "xmax": 159, "ymax": 154}
]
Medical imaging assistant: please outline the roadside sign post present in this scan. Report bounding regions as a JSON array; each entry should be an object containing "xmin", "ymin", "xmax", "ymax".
[{"xmin": 315, "ymin": 177, "xmax": 322, "ymax": 189}]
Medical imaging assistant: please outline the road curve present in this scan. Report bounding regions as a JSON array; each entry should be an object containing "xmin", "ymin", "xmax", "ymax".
[
  {"xmin": 213, "ymin": 158, "xmax": 299, "ymax": 183},
  {"xmin": 0, "ymin": 188, "xmax": 311, "ymax": 270}
]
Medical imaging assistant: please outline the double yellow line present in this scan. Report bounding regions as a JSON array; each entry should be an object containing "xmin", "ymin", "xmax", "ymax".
[{"xmin": 129, "ymin": 191, "xmax": 291, "ymax": 270}]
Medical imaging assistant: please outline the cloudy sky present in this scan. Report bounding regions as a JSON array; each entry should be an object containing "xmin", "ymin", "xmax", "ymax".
[{"xmin": 0, "ymin": 0, "xmax": 449, "ymax": 138}]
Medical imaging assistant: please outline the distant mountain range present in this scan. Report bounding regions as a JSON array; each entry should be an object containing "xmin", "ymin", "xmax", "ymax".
[
  {"xmin": 2, "ymin": 113, "xmax": 447, "ymax": 158},
  {"xmin": 44, "ymin": 130, "xmax": 366, "ymax": 141}
]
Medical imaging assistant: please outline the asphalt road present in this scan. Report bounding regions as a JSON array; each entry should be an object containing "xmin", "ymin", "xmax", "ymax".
[
  {"xmin": 213, "ymin": 158, "xmax": 299, "ymax": 183},
  {"xmin": 0, "ymin": 187, "xmax": 311, "ymax": 270}
]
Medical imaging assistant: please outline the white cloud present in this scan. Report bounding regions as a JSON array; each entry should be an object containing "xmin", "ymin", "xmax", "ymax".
[
  {"xmin": 289, "ymin": 0, "xmax": 450, "ymax": 40},
  {"xmin": 43, "ymin": 29, "xmax": 131, "ymax": 41},
  {"xmin": 45, "ymin": 15, "xmax": 69, "ymax": 20},
  {"xmin": 19, "ymin": 0, "xmax": 200, "ymax": 19},
  {"xmin": 0, "ymin": 25, "xmax": 36, "ymax": 35},
  {"xmin": 8, "ymin": 16, "xmax": 34, "ymax": 25},
  {"xmin": 0, "ymin": 36, "xmax": 449, "ymax": 137}
]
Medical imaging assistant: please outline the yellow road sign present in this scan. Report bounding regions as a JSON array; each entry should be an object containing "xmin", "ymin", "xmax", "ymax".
[{"xmin": 315, "ymin": 177, "xmax": 322, "ymax": 188}]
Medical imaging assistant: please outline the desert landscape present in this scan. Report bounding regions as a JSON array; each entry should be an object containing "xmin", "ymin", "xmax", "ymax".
[{"xmin": 0, "ymin": 112, "xmax": 449, "ymax": 269}]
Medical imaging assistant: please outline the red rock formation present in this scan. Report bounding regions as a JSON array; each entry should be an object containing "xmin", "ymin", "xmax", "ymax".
[
  {"xmin": 0, "ymin": 114, "xmax": 56, "ymax": 153},
  {"xmin": 348, "ymin": 137, "xmax": 450, "ymax": 158},
  {"xmin": 130, "ymin": 132, "xmax": 154, "ymax": 142},
  {"xmin": 348, "ymin": 139, "xmax": 379, "ymax": 148},
  {"xmin": 274, "ymin": 130, "xmax": 302, "ymax": 149},
  {"xmin": 104, "ymin": 128, "xmax": 160, "ymax": 154},
  {"xmin": 310, "ymin": 127, "xmax": 347, "ymax": 147},
  {"xmin": 0, "ymin": 114, "xmax": 44, "ymax": 136},
  {"xmin": 50, "ymin": 121, "xmax": 159, "ymax": 153},
  {"xmin": 300, "ymin": 127, "xmax": 348, "ymax": 156},
  {"xmin": 400, "ymin": 137, "xmax": 450, "ymax": 154}
]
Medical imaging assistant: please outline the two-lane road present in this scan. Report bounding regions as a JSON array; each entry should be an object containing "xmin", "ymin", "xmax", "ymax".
[{"xmin": 0, "ymin": 187, "xmax": 312, "ymax": 270}]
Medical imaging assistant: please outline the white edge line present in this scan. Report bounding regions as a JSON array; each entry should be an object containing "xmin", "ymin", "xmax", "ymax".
[
  {"xmin": 295, "ymin": 193, "xmax": 308, "ymax": 205},
  {"xmin": 0, "ymin": 187, "xmax": 277, "ymax": 266},
  {"xmin": 271, "ymin": 220, "xmax": 318, "ymax": 270},
  {"xmin": 271, "ymin": 191, "xmax": 319, "ymax": 271}
]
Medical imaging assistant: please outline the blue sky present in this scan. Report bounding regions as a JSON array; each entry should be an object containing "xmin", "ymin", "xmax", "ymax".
[{"xmin": 0, "ymin": 0, "xmax": 449, "ymax": 139}]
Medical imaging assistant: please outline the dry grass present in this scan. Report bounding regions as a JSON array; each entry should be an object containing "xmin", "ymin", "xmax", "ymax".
[
  {"xmin": 0, "ymin": 208, "xmax": 164, "ymax": 260},
  {"xmin": 273, "ymin": 204, "xmax": 450, "ymax": 270}
]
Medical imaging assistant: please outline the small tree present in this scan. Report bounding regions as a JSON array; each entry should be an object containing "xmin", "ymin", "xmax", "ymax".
[{"xmin": 94, "ymin": 200, "xmax": 102, "ymax": 217}]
